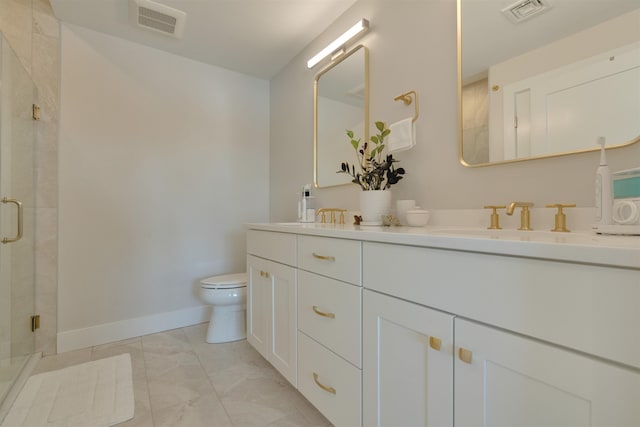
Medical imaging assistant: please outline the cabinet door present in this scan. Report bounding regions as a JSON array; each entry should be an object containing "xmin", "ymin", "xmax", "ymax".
[
  {"xmin": 268, "ymin": 260, "xmax": 297, "ymax": 386},
  {"xmin": 455, "ymin": 318, "xmax": 640, "ymax": 427},
  {"xmin": 247, "ymin": 255, "xmax": 269, "ymax": 358},
  {"xmin": 246, "ymin": 255, "xmax": 297, "ymax": 386},
  {"xmin": 363, "ymin": 289, "xmax": 454, "ymax": 427}
]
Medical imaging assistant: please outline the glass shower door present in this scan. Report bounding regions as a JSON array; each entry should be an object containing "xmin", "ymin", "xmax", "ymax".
[{"xmin": 0, "ymin": 34, "xmax": 37, "ymax": 408}]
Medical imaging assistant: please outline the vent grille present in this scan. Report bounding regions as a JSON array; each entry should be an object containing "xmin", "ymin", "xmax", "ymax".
[
  {"xmin": 502, "ymin": 0, "xmax": 551, "ymax": 23},
  {"xmin": 129, "ymin": 0, "xmax": 186, "ymax": 38}
]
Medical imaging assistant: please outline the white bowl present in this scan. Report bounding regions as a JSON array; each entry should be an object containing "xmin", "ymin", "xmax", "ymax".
[{"xmin": 406, "ymin": 209, "xmax": 430, "ymax": 227}]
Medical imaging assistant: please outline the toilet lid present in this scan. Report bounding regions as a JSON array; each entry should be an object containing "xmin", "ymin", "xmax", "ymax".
[{"xmin": 200, "ymin": 272, "xmax": 247, "ymax": 289}]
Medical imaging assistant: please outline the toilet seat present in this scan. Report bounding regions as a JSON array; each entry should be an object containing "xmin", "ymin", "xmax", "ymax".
[{"xmin": 201, "ymin": 272, "xmax": 247, "ymax": 290}]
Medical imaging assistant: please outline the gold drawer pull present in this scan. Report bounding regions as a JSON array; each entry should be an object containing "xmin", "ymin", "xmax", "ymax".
[
  {"xmin": 458, "ymin": 348, "xmax": 472, "ymax": 364},
  {"xmin": 312, "ymin": 305, "xmax": 335, "ymax": 319},
  {"xmin": 313, "ymin": 372, "xmax": 336, "ymax": 395},
  {"xmin": 312, "ymin": 252, "xmax": 336, "ymax": 262},
  {"xmin": 429, "ymin": 336, "xmax": 442, "ymax": 351}
]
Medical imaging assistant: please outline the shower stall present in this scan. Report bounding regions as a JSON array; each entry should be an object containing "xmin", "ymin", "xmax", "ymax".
[{"xmin": 0, "ymin": 34, "xmax": 39, "ymax": 418}]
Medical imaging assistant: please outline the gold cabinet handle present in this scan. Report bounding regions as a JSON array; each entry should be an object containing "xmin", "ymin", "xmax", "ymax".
[
  {"xmin": 312, "ymin": 372, "xmax": 336, "ymax": 395},
  {"xmin": 312, "ymin": 252, "xmax": 335, "ymax": 262},
  {"xmin": 312, "ymin": 305, "xmax": 335, "ymax": 319},
  {"xmin": 458, "ymin": 348, "xmax": 472, "ymax": 364},
  {"xmin": 259, "ymin": 270, "xmax": 270, "ymax": 279},
  {"xmin": 429, "ymin": 336, "xmax": 442, "ymax": 351},
  {"xmin": 2, "ymin": 197, "xmax": 23, "ymax": 244}
]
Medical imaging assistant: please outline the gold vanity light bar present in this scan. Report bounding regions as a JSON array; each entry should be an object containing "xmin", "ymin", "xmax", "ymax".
[{"xmin": 307, "ymin": 18, "xmax": 369, "ymax": 69}]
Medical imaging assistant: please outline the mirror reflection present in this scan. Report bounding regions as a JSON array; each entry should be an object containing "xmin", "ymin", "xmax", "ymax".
[
  {"xmin": 460, "ymin": 0, "xmax": 640, "ymax": 166},
  {"xmin": 315, "ymin": 45, "xmax": 368, "ymax": 188}
]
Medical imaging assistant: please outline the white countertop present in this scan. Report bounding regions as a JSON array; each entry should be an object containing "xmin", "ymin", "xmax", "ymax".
[{"xmin": 247, "ymin": 222, "xmax": 640, "ymax": 269}]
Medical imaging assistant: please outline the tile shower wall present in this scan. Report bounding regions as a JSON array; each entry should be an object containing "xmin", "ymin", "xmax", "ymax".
[{"xmin": 0, "ymin": 0, "xmax": 60, "ymax": 356}]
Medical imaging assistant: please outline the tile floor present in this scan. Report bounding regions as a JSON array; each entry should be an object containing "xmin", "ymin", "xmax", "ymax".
[{"xmin": 29, "ymin": 324, "xmax": 331, "ymax": 427}]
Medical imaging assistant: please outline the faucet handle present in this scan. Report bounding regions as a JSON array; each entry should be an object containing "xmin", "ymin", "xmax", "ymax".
[
  {"xmin": 546, "ymin": 203, "xmax": 576, "ymax": 232},
  {"xmin": 484, "ymin": 205, "xmax": 506, "ymax": 229}
]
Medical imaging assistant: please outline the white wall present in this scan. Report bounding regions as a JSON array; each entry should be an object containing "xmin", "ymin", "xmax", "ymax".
[
  {"xmin": 270, "ymin": 0, "xmax": 640, "ymax": 219},
  {"xmin": 58, "ymin": 24, "xmax": 269, "ymax": 352}
]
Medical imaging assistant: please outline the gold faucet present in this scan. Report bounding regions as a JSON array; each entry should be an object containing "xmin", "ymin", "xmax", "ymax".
[
  {"xmin": 506, "ymin": 202, "xmax": 534, "ymax": 230},
  {"xmin": 316, "ymin": 208, "xmax": 347, "ymax": 225}
]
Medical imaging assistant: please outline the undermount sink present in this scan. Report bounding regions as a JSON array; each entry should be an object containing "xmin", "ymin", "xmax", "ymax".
[{"xmin": 428, "ymin": 227, "xmax": 598, "ymax": 244}]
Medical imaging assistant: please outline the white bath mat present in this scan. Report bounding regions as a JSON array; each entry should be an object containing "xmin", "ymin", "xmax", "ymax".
[{"xmin": 1, "ymin": 353, "xmax": 134, "ymax": 427}]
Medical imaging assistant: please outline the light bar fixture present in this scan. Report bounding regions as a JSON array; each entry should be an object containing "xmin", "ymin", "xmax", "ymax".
[{"xmin": 307, "ymin": 18, "xmax": 369, "ymax": 69}]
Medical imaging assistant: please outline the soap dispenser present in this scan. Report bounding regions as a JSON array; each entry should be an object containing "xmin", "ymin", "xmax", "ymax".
[
  {"xmin": 298, "ymin": 184, "xmax": 315, "ymax": 222},
  {"xmin": 594, "ymin": 136, "xmax": 612, "ymax": 226}
]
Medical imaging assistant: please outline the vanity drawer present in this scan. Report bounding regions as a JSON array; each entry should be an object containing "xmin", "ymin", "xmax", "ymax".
[
  {"xmin": 298, "ymin": 270, "xmax": 361, "ymax": 367},
  {"xmin": 298, "ymin": 235, "xmax": 361, "ymax": 284},
  {"xmin": 247, "ymin": 230, "xmax": 296, "ymax": 266},
  {"xmin": 298, "ymin": 332, "xmax": 361, "ymax": 427}
]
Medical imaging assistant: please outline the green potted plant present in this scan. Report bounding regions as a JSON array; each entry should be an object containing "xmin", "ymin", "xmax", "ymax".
[{"xmin": 338, "ymin": 121, "xmax": 405, "ymax": 224}]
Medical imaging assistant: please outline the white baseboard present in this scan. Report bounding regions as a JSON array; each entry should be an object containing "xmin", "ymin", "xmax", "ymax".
[{"xmin": 57, "ymin": 305, "xmax": 210, "ymax": 353}]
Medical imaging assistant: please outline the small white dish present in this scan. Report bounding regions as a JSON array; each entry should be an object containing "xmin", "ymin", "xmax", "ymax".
[{"xmin": 406, "ymin": 209, "xmax": 430, "ymax": 227}]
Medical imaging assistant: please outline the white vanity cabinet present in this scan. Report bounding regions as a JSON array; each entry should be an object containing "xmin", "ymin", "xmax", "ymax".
[
  {"xmin": 246, "ymin": 224, "xmax": 640, "ymax": 427},
  {"xmin": 246, "ymin": 230, "xmax": 298, "ymax": 386},
  {"xmin": 363, "ymin": 289, "xmax": 454, "ymax": 427},
  {"xmin": 455, "ymin": 317, "xmax": 640, "ymax": 427},
  {"xmin": 363, "ymin": 241, "xmax": 640, "ymax": 427},
  {"xmin": 296, "ymin": 235, "xmax": 362, "ymax": 427}
]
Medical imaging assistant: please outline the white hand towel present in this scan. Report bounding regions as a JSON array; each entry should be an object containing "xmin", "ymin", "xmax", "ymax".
[{"xmin": 388, "ymin": 117, "xmax": 415, "ymax": 153}]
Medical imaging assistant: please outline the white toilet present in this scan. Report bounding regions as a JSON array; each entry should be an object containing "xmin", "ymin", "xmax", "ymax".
[{"xmin": 199, "ymin": 272, "xmax": 247, "ymax": 343}]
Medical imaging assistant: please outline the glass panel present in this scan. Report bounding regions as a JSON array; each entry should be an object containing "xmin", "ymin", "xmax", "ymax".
[{"xmin": 0, "ymin": 34, "xmax": 37, "ymax": 406}]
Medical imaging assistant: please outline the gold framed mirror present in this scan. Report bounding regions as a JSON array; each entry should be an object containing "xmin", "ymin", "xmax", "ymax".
[
  {"xmin": 314, "ymin": 45, "xmax": 369, "ymax": 188},
  {"xmin": 458, "ymin": 0, "xmax": 640, "ymax": 167}
]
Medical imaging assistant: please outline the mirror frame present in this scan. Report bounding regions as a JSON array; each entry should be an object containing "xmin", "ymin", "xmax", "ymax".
[
  {"xmin": 457, "ymin": 0, "xmax": 640, "ymax": 167},
  {"xmin": 314, "ymin": 44, "xmax": 369, "ymax": 187}
]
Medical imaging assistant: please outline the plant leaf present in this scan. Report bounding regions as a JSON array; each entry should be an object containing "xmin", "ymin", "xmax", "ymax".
[{"xmin": 375, "ymin": 121, "xmax": 385, "ymax": 132}]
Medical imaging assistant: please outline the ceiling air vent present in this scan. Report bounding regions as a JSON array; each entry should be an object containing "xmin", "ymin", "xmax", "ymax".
[
  {"xmin": 502, "ymin": 0, "xmax": 551, "ymax": 24},
  {"xmin": 129, "ymin": 0, "xmax": 187, "ymax": 38}
]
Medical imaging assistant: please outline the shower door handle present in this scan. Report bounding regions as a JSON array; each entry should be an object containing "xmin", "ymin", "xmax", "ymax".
[{"xmin": 2, "ymin": 197, "xmax": 23, "ymax": 244}]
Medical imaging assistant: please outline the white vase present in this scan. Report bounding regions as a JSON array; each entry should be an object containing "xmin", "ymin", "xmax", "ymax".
[{"xmin": 359, "ymin": 190, "xmax": 392, "ymax": 225}]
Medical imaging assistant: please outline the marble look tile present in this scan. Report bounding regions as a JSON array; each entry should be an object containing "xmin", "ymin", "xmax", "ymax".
[
  {"xmin": 23, "ymin": 327, "xmax": 334, "ymax": 427},
  {"xmin": 34, "ymin": 207, "xmax": 58, "ymax": 356},
  {"xmin": 32, "ymin": 31, "xmax": 59, "ymax": 123},
  {"xmin": 143, "ymin": 350, "xmax": 202, "ymax": 380},
  {"xmin": 217, "ymin": 374, "xmax": 312, "ymax": 427},
  {"xmin": 32, "ymin": 0, "xmax": 59, "ymax": 38},
  {"xmin": 152, "ymin": 392, "xmax": 233, "ymax": 427},
  {"xmin": 32, "ymin": 347, "xmax": 92, "ymax": 375},
  {"xmin": 93, "ymin": 337, "xmax": 141, "ymax": 353},
  {"xmin": 147, "ymin": 369, "xmax": 215, "ymax": 411},
  {"xmin": 141, "ymin": 329, "xmax": 193, "ymax": 355},
  {"xmin": 143, "ymin": 341, "xmax": 214, "ymax": 411},
  {"xmin": 35, "ymin": 127, "xmax": 58, "ymax": 208},
  {"xmin": 264, "ymin": 407, "xmax": 331, "ymax": 427},
  {"xmin": 0, "ymin": 0, "xmax": 32, "ymax": 72},
  {"xmin": 193, "ymin": 336, "xmax": 273, "ymax": 378}
]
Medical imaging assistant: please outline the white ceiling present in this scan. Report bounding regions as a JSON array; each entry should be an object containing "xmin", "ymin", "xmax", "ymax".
[{"xmin": 50, "ymin": 0, "xmax": 358, "ymax": 80}]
